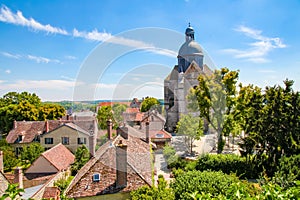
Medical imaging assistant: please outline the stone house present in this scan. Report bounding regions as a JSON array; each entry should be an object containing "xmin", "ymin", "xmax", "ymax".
[
  {"xmin": 6, "ymin": 118, "xmax": 98, "ymax": 156},
  {"xmin": 65, "ymin": 123, "xmax": 152, "ymax": 199}
]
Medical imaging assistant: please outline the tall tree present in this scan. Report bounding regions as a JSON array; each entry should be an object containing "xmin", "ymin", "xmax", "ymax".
[
  {"xmin": 176, "ymin": 114, "xmax": 203, "ymax": 154},
  {"xmin": 112, "ymin": 103, "xmax": 128, "ymax": 124},
  {"xmin": 71, "ymin": 145, "xmax": 90, "ymax": 176},
  {"xmin": 194, "ymin": 68, "xmax": 239, "ymax": 153},
  {"xmin": 97, "ymin": 105, "xmax": 115, "ymax": 129},
  {"xmin": 140, "ymin": 97, "xmax": 161, "ymax": 112},
  {"xmin": 38, "ymin": 103, "xmax": 66, "ymax": 121},
  {"xmin": 20, "ymin": 142, "xmax": 44, "ymax": 164}
]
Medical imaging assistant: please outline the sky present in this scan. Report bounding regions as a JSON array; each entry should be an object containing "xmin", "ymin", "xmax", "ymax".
[{"xmin": 0, "ymin": 0, "xmax": 300, "ymax": 101}]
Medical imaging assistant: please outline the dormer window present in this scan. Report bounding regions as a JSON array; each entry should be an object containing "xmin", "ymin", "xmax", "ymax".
[
  {"xmin": 93, "ymin": 173, "xmax": 100, "ymax": 182},
  {"xmin": 16, "ymin": 135, "xmax": 23, "ymax": 143},
  {"xmin": 156, "ymin": 133, "xmax": 164, "ymax": 138}
]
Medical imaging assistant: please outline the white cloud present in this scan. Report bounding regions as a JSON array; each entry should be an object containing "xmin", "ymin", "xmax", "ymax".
[
  {"xmin": 5, "ymin": 69, "xmax": 11, "ymax": 74},
  {"xmin": 222, "ymin": 25, "xmax": 286, "ymax": 63},
  {"xmin": 65, "ymin": 55, "xmax": 77, "ymax": 60},
  {"xmin": 0, "ymin": 5, "xmax": 68, "ymax": 35},
  {"xmin": 1, "ymin": 52, "xmax": 21, "ymax": 59},
  {"xmin": 72, "ymin": 28, "xmax": 177, "ymax": 57},
  {"xmin": 27, "ymin": 55, "xmax": 61, "ymax": 64}
]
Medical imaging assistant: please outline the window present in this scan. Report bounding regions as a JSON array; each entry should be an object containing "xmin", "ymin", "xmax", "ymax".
[
  {"xmin": 62, "ymin": 137, "xmax": 69, "ymax": 145},
  {"xmin": 93, "ymin": 173, "xmax": 100, "ymax": 182},
  {"xmin": 16, "ymin": 135, "xmax": 23, "ymax": 143},
  {"xmin": 45, "ymin": 138, "xmax": 53, "ymax": 144},
  {"xmin": 77, "ymin": 137, "xmax": 87, "ymax": 144},
  {"xmin": 156, "ymin": 133, "xmax": 164, "ymax": 138}
]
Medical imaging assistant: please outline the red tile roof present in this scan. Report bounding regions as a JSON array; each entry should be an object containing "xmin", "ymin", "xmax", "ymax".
[
  {"xmin": 150, "ymin": 129, "xmax": 172, "ymax": 139},
  {"xmin": 125, "ymin": 108, "xmax": 140, "ymax": 113},
  {"xmin": 42, "ymin": 187, "xmax": 60, "ymax": 199},
  {"xmin": 65, "ymin": 125, "xmax": 152, "ymax": 198},
  {"xmin": 98, "ymin": 102, "xmax": 131, "ymax": 107},
  {"xmin": 41, "ymin": 143, "xmax": 75, "ymax": 171}
]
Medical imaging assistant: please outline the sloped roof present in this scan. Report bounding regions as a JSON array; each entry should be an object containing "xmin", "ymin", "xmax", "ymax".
[
  {"xmin": 42, "ymin": 187, "xmax": 60, "ymax": 199},
  {"xmin": 65, "ymin": 125, "xmax": 152, "ymax": 198},
  {"xmin": 41, "ymin": 143, "xmax": 75, "ymax": 171},
  {"xmin": 150, "ymin": 129, "xmax": 172, "ymax": 139},
  {"xmin": 142, "ymin": 110, "xmax": 166, "ymax": 123}
]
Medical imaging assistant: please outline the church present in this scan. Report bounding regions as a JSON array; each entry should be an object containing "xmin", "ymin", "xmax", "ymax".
[{"xmin": 164, "ymin": 24, "xmax": 212, "ymax": 132}]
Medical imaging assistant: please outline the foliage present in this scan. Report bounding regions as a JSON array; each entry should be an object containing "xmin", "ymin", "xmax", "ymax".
[
  {"xmin": 97, "ymin": 105, "xmax": 116, "ymax": 130},
  {"xmin": 236, "ymin": 80, "xmax": 300, "ymax": 176},
  {"xmin": 38, "ymin": 103, "xmax": 66, "ymax": 121},
  {"xmin": 0, "ymin": 140, "xmax": 19, "ymax": 172},
  {"xmin": 195, "ymin": 154, "xmax": 259, "ymax": 179},
  {"xmin": 71, "ymin": 145, "xmax": 90, "ymax": 176},
  {"xmin": 112, "ymin": 103, "xmax": 127, "ymax": 124},
  {"xmin": 170, "ymin": 170, "xmax": 248, "ymax": 200},
  {"xmin": 20, "ymin": 142, "xmax": 44, "ymax": 165},
  {"xmin": 176, "ymin": 114, "xmax": 203, "ymax": 154},
  {"xmin": 140, "ymin": 97, "xmax": 161, "ymax": 112},
  {"xmin": 194, "ymin": 68, "xmax": 239, "ymax": 153},
  {"xmin": 0, "ymin": 183, "xmax": 24, "ymax": 200},
  {"xmin": 130, "ymin": 175, "xmax": 175, "ymax": 200},
  {"xmin": 54, "ymin": 175, "xmax": 74, "ymax": 200},
  {"xmin": 0, "ymin": 92, "xmax": 65, "ymax": 135},
  {"xmin": 163, "ymin": 145, "xmax": 186, "ymax": 169},
  {"xmin": 273, "ymin": 154, "xmax": 300, "ymax": 188}
]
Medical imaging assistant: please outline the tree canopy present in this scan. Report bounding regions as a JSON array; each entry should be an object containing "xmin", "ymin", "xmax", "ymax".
[
  {"xmin": 0, "ymin": 92, "xmax": 65, "ymax": 135},
  {"xmin": 193, "ymin": 68, "xmax": 239, "ymax": 153},
  {"xmin": 140, "ymin": 97, "xmax": 161, "ymax": 112}
]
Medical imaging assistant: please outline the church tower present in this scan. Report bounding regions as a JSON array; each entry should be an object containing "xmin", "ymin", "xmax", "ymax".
[{"xmin": 164, "ymin": 24, "xmax": 212, "ymax": 132}]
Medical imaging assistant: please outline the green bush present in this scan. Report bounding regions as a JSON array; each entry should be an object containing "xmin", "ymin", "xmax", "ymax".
[
  {"xmin": 163, "ymin": 145, "xmax": 187, "ymax": 169},
  {"xmin": 195, "ymin": 154, "xmax": 260, "ymax": 179},
  {"xmin": 170, "ymin": 170, "xmax": 252, "ymax": 200},
  {"xmin": 273, "ymin": 154, "xmax": 300, "ymax": 188}
]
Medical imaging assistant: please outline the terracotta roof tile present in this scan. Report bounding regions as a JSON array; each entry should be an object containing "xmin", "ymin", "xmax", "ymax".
[
  {"xmin": 65, "ymin": 126, "xmax": 152, "ymax": 198},
  {"xmin": 42, "ymin": 143, "xmax": 75, "ymax": 171},
  {"xmin": 42, "ymin": 187, "xmax": 60, "ymax": 199},
  {"xmin": 150, "ymin": 129, "xmax": 172, "ymax": 139}
]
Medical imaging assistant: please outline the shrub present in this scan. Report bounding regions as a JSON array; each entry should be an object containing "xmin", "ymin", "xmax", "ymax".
[
  {"xmin": 195, "ymin": 154, "xmax": 259, "ymax": 179},
  {"xmin": 170, "ymin": 170, "xmax": 252, "ymax": 200}
]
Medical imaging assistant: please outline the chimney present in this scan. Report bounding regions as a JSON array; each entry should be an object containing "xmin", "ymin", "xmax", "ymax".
[
  {"xmin": 116, "ymin": 140, "xmax": 127, "ymax": 188},
  {"xmin": 14, "ymin": 167, "xmax": 23, "ymax": 189},
  {"xmin": 117, "ymin": 126, "xmax": 128, "ymax": 140},
  {"xmin": 107, "ymin": 119, "xmax": 113, "ymax": 140},
  {"xmin": 146, "ymin": 120, "xmax": 150, "ymax": 144},
  {"xmin": 0, "ymin": 151, "xmax": 3, "ymax": 173},
  {"xmin": 45, "ymin": 120, "xmax": 49, "ymax": 133},
  {"xmin": 13, "ymin": 120, "xmax": 17, "ymax": 129}
]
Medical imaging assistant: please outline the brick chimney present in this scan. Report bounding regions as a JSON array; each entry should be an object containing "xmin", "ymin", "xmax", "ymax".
[
  {"xmin": 116, "ymin": 140, "xmax": 127, "ymax": 188},
  {"xmin": 13, "ymin": 120, "xmax": 17, "ymax": 129},
  {"xmin": 117, "ymin": 126, "xmax": 128, "ymax": 140},
  {"xmin": 14, "ymin": 167, "xmax": 23, "ymax": 189},
  {"xmin": 0, "ymin": 151, "xmax": 3, "ymax": 173},
  {"xmin": 107, "ymin": 119, "xmax": 113, "ymax": 140},
  {"xmin": 146, "ymin": 120, "xmax": 150, "ymax": 144},
  {"xmin": 45, "ymin": 120, "xmax": 49, "ymax": 133}
]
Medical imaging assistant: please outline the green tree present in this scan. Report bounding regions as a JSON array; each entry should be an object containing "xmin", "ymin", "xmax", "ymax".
[
  {"xmin": 140, "ymin": 97, "xmax": 161, "ymax": 112},
  {"xmin": 71, "ymin": 145, "xmax": 90, "ymax": 176},
  {"xmin": 20, "ymin": 142, "xmax": 44, "ymax": 165},
  {"xmin": 194, "ymin": 68, "xmax": 239, "ymax": 153},
  {"xmin": 97, "ymin": 106, "xmax": 115, "ymax": 129},
  {"xmin": 0, "ymin": 140, "xmax": 19, "ymax": 172},
  {"xmin": 176, "ymin": 114, "xmax": 203, "ymax": 154},
  {"xmin": 112, "ymin": 103, "xmax": 127, "ymax": 124},
  {"xmin": 0, "ymin": 183, "xmax": 24, "ymax": 200},
  {"xmin": 131, "ymin": 175, "xmax": 175, "ymax": 200},
  {"xmin": 38, "ymin": 103, "xmax": 66, "ymax": 121}
]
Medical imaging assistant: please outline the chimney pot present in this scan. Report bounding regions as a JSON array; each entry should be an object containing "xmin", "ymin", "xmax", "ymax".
[
  {"xmin": 13, "ymin": 120, "xmax": 17, "ymax": 129},
  {"xmin": 146, "ymin": 120, "xmax": 150, "ymax": 144},
  {"xmin": 116, "ymin": 140, "xmax": 127, "ymax": 188},
  {"xmin": 45, "ymin": 120, "xmax": 49, "ymax": 132},
  {"xmin": 14, "ymin": 167, "xmax": 23, "ymax": 189},
  {"xmin": 107, "ymin": 119, "xmax": 113, "ymax": 140},
  {"xmin": 0, "ymin": 151, "xmax": 3, "ymax": 173}
]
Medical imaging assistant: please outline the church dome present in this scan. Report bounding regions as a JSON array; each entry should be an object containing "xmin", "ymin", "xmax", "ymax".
[
  {"xmin": 185, "ymin": 26, "xmax": 194, "ymax": 35},
  {"xmin": 178, "ymin": 40, "xmax": 203, "ymax": 56}
]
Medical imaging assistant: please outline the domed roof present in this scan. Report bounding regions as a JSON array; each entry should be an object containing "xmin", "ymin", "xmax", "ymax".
[
  {"xmin": 185, "ymin": 26, "xmax": 194, "ymax": 35},
  {"xmin": 178, "ymin": 40, "xmax": 203, "ymax": 56}
]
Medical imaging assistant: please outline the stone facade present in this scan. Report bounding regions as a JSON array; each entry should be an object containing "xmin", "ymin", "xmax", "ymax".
[{"xmin": 164, "ymin": 24, "xmax": 212, "ymax": 132}]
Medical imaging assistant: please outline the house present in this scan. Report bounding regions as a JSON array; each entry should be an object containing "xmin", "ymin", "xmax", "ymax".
[
  {"xmin": 0, "ymin": 151, "xmax": 8, "ymax": 196},
  {"xmin": 6, "ymin": 117, "xmax": 98, "ymax": 156},
  {"xmin": 150, "ymin": 129, "xmax": 172, "ymax": 149},
  {"xmin": 2, "ymin": 144, "xmax": 74, "ymax": 199},
  {"xmin": 140, "ymin": 110, "xmax": 166, "ymax": 131},
  {"xmin": 65, "ymin": 122, "xmax": 153, "ymax": 199},
  {"xmin": 26, "ymin": 143, "xmax": 75, "ymax": 175},
  {"xmin": 40, "ymin": 120, "xmax": 97, "ymax": 155}
]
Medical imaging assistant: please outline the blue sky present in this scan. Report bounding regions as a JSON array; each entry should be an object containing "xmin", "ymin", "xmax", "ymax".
[{"xmin": 0, "ymin": 0, "xmax": 300, "ymax": 101}]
